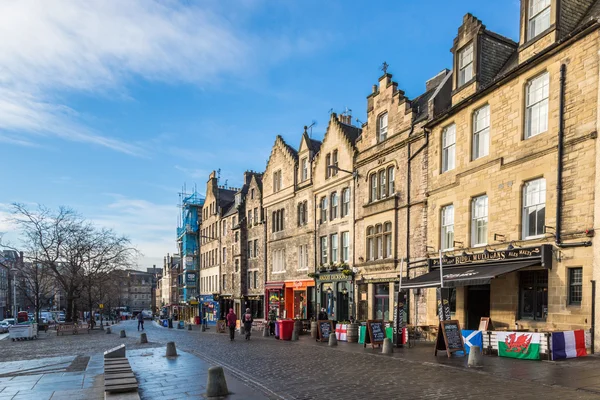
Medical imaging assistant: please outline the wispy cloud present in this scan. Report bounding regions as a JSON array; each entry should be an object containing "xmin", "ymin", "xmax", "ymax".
[{"xmin": 0, "ymin": 0, "xmax": 323, "ymax": 156}]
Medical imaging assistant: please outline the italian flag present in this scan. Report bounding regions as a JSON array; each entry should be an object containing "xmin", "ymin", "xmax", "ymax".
[{"xmin": 497, "ymin": 332, "xmax": 541, "ymax": 360}]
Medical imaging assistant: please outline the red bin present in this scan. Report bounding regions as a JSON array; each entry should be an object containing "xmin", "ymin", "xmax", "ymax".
[
  {"xmin": 194, "ymin": 316, "xmax": 201, "ymax": 325},
  {"xmin": 277, "ymin": 319, "xmax": 295, "ymax": 341}
]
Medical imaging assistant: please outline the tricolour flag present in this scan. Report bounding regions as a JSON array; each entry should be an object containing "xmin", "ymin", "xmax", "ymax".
[
  {"xmin": 497, "ymin": 332, "xmax": 540, "ymax": 360},
  {"xmin": 551, "ymin": 330, "xmax": 587, "ymax": 360},
  {"xmin": 461, "ymin": 330, "xmax": 483, "ymax": 355}
]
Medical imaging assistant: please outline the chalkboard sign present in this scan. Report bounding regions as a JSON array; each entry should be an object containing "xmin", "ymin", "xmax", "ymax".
[
  {"xmin": 216, "ymin": 320, "xmax": 226, "ymax": 334},
  {"xmin": 317, "ymin": 320, "xmax": 333, "ymax": 342},
  {"xmin": 364, "ymin": 320, "xmax": 385, "ymax": 348},
  {"xmin": 478, "ymin": 317, "xmax": 491, "ymax": 331},
  {"xmin": 434, "ymin": 320, "xmax": 465, "ymax": 358}
]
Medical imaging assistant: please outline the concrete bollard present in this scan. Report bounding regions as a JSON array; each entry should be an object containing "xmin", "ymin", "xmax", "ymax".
[
  {"xmin": 120, "ymin": 330, "xmax": 126, "ymax": 338},
  {"xmin": 468, "ymin": 346, "xmax": 483, "ymax": 368},
  {"xmin": 140, "ymin": 332, "xmax": 148, "ymax": 344},
  {"xmin": 106, "ymin": 327, "xmax": 111, "ymax": 334},
  {"xmin": 382, "ymin": 338, "xmax": 393, "ymax": 354},
  {"xmin": 187, "ymin": 324, "xmax": 192, "ymax": 331},
  {"xmin": 328, "ymin": 333, "xmax": 338, "ymax": 347},
  {"xmin": 206, "ymin": 366, "xmax": 229, "ymax": 397},
  {"xmin": 166, "ymin": 341, "xmax": 177, "ymax": 357},
  {"xmin": 291, "ymin": 330, "xmax": 298, "ymax": 341}
]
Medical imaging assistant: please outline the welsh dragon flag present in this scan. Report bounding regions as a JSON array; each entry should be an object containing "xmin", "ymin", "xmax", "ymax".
[{"xmin": 497, "ymin": 332, "xmax": 541, "ymax": 360}]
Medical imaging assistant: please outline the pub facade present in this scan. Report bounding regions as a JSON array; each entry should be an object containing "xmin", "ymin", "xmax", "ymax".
[{"xmin": 406, "ymin": 9, "xmax": 598, "ymax": 339}]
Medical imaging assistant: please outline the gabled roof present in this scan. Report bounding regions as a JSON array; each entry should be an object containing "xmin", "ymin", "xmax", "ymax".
[
  {"xmin": 308, "ymin": 138, "xmax": 322, "ymax": 154},
  {"xmin": 265, "ymin": 135, "xmax": 298, "ymax": 173},
  {"xmin": 336, "ymin": 118, "xmax": 362, "ymax": 146}
]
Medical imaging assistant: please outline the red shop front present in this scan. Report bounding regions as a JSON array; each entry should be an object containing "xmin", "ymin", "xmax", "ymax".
[{"xmin": 265, "ymin": 282, "xmax": 284, "ymax": 318}]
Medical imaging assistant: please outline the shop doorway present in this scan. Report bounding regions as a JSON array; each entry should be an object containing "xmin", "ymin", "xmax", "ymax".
[
  {"xmin": 466, "ymin": 285, "xmax": 490, "ymax": 330},
  {"xmin": 293, "ymin": 290, "xmax": 307, "ymax": 319},
  {"xmin": 337, "ymin": 282, "xmax": 349, "ymax": 321}
]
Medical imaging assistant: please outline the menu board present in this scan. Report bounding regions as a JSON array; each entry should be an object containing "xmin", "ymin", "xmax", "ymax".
[
  {"xmin": 478, "ymin": 317, "xmax": 490, "ymax": 331},
  {"xmin": 216, "ymin": 320, "xmax": 226, "ymax": 333},
  {"xmin": 364, "ymin": 320, "xmax": 385, "ymax": 348},
  {"xmin": 435, "ymin": 320, "xmax": 465, "ymax": 358},
  {"xmin": 317, "ymin": 320, "xmax": 333, "ymax": 342}
]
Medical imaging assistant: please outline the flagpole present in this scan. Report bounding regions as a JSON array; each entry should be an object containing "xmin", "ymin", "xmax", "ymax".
[{"xmin": 439, "ymin": 250, "xmax": 444, "ymax": 288}]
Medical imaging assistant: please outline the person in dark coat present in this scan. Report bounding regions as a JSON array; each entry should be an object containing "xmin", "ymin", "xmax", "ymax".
[
  {"xmin": 268, "ymin": 307, "xmax": 277, "ymax": 336},
  {"xmin": 137, "ymin": 312, "xmax": 144, "ymax": 331},
  {"xmin": 242, "ymin": 308, "xmax": 253, "ymax": 340},
  {"xmin": 318, "ymin": 308, "xmax": 328, "ymax": 321},
  {"xmin": 226, "ymin": 308, "xmax": 237, "ymax": 341}
]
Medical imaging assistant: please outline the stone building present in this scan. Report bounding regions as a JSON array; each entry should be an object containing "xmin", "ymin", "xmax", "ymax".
[
  {"xmin": 354, "ymin": 70, "xmax": 452, "ymax": 324},
  {"xmin": 313, "ymin": 114, "xmax": 360, "ymax": 322},
  {"xmin": 399, "ymin": 4, "xmax": 600, "ymax": 344},
  {"xmin": 158, "ymin": 253, "xmax": 180, "ymax": 317},
  {"xmin": 244, "ymin": 172, "xmax": 266, "ymax": 318}
]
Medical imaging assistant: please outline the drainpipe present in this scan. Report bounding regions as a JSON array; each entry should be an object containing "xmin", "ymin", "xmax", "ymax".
[{"xmin": 555, "ymin": 64, "xmax": 592, "ymax": 248}]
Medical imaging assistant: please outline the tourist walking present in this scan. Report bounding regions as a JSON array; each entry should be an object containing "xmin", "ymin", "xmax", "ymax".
[
  {"xmin": 268, "ymin": 307, "xmax": 277, "ymax": 336},
  {"xmin": 137, "ymin": 312, "xmax": 144, "ymax": 331},
  {"xmin": 242, "ymin": 308, "xmax": 253, "ymax": 340},
  {"xmin": 226, "ymin": 308, "xmax": 237, "ymax": 341}
]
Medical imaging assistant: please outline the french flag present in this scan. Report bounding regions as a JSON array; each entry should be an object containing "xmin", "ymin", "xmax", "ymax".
[{"xmin": 551, "ymin": 330, "xmax": 587, "ymax": 360}]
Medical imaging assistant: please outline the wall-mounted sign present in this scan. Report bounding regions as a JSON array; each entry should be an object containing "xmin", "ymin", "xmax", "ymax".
[
  {"xmin": 428, "ymin": 245, "xmax": 552, "ymax": 268},
  {"xmin": 186, "ymin": 272, "xmax": 197, "ymax": 285}
]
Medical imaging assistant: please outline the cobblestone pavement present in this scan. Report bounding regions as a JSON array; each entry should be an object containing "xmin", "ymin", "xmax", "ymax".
[{"xmin": 2, "ymin": 321, "xmax": 600, "ymax": 399}]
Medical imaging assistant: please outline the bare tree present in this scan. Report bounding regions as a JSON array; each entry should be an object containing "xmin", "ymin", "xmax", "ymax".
[{"xmin": 3, "ymin": 204, "xmax": 138, "ymax": 323}]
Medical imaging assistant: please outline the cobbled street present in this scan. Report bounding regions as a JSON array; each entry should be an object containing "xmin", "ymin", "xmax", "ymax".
[{"xmin": 2, "ymin": 321, "xmax": 600, "ymax": 399}]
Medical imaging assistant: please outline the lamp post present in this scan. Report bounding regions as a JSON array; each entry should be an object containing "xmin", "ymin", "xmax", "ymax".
[{"xmin": 10, "ymin": 268, "xmax": 17, "ymax": 319}]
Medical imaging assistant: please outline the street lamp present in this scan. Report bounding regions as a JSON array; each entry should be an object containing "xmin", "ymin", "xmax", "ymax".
[
  {"xmin": 327, "ymin": 165, "xmax": 359, "ymax": 179},
  {"xmin": 10, "ymin": 268, "xmax": 17, "ymax": 320}
]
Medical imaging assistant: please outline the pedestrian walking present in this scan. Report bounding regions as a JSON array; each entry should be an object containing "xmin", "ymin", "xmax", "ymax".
[
  {"xmin": 226, "ymin": 308, "xmax": 237, "ymax": 341},
  {"xmin": 137, "ymin": 312, "xmax": 144, "ymax": 331},
  {"xmin": 268, "ymin": 307, "xmax": 277, "ymax": 336},
  {"xmin": 242, "ymin": 308, "xmax": 253, "ymax": 340},
  {"xmin": 318, "ymin": 308, "xmax": 328, "ymax": 321}
]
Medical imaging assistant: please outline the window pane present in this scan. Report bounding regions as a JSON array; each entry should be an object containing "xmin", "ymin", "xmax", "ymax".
[
  {"xmin": 473, "ymin": 105, "xmax": 490, "ymax": 160},
  {"xmin": 442, "ymin": 125, "xmax": 456, "ymax": 172},
  {"xmin": 525, "ymin": 73, "xmax": 549, "ymax": 138},
  {"xmin": 458, "ymin": 44, "xmax": 473, "ymax": 86}
]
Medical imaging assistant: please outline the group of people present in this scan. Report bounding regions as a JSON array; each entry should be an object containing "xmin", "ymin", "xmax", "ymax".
[{"xmin": 226, "ymin": 308, "xmax": 254, "ymax": 341}]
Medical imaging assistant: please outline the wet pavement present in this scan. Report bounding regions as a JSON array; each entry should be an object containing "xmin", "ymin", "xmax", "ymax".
[{"xmin": 1, "ymin": 320, "xmax": 600, "ymax": 399}]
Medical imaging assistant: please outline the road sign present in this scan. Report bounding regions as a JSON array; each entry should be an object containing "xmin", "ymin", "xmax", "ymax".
[{"xmin": 99, "ymin": 304, "xmax": 104, "ymax": 309}]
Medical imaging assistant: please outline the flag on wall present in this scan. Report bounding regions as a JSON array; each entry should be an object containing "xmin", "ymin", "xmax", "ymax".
[
  {"xmin": 497, "ymin": 332, "xmax": 540, "ymax": 360},
  {"xmin": 461, "ymin": 330, "xmax": 483, "ymax": 355},
  {"xmin": 551, "ymin": 330, "xmax": 587, "ymax": 360}
]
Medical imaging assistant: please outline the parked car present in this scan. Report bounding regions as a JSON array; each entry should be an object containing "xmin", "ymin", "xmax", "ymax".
[
  {"xmin": 0, "ymin": 321, "xmax": 10, "ymax": 333},
  {"xmin": 1, "ymin": 318, "xmax": 15, "ymax": 326}
]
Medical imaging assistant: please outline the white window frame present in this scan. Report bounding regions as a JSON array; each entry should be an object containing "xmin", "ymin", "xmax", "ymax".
[
  {"xmin": 342, "ymin": 232, "xmax": 349, "ymax": 263},
  {"xmin": 320, "ymin": 236, "xmax": 328, "ymax": 265},
  {"xmin": 384, "ymin": 223, "xmax": 392, "ymax": 258},
  {"xmin": 528, "ymin": 0, "xmax": 551, "ymax": 41},
  {"xmin": 442, "ymin": 124, "xmax": 456, "ymax": 173},
  {"xmin": 301, "ymin": 157, "xmax": 308, "ymax": 181},
  {"xmin": 458, "ymin": 43, "xmax": 474, "ymax": 87},
  {"xmin": 330, "ymin": 233, "xmax": 338, "ymax": 263},
  {"xmin": 378, "ymin": 113, "xmax": 388, "ymax": 142},
  {"xmin": 441, "ymin": 205, "xmax": 455, "ymax": 251},
  {"xmin": 321, "ymin": 197, "xmax": 328, "ymax": 223},
  {"xmin": 471, "ymin": 195, "xmax": 488, "ymax": 247},
  {"xmin": 525, "ymin": 72, "xmax": 549, "ymax": 139},
  {"xmin": 522, "ymin": 178, "xmax": 546, "ymax": 239},
  {"xmin": 472, "ymin": 104, "xmax": 490, "ymax": 160},
  {"xmin": 331, "ymin": 192, "xmax": 339, "ymax": 220},
  {"xmin": 342, "ymin": 188, "xmax": 350, "ymax": 217},
  {"xmin": 370, "ymin": 174, "xmax": 378, "ymax": 202}
]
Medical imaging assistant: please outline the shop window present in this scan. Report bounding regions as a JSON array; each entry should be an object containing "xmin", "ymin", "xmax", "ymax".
[
  {"xmin": 471, "ymin": 195, "xmax": 488, "ymax": 247},
  {"xmin": 519, "ymin": 270, "xmax": 548, "ymax": 320},
  {"xmin": 525, "ymin": 72, "xmax": 549, "ymax": 139},
  {"xmin": 441, "ymin": 205, "xmax": 454, "ymax": 250},
  {"xmin": 442, "ymin": 124, "xmax": 456, "ymax": 173},
  {"xmin": 458, "ymin": 43, "xmax": 473, "ymax": 87},
  {"xmin": 374, "ymin": 284, "xmax": 390, "ymax": 321},
  {"xmin": 448, "ymin": 288, "xmax": 457, "ymax": 314},
  {"xmin": 569, "ymin": 268, "xmax": 582, "ymax": 305},
  {"xmin": 472, "ymin": 104, "xmax": 490, "ymax": 160},
  {"xmin": 342, "ymin": 188, "xmax": 350, "ymax": 217},
  {"xmin": 331, "ymin": 192, "xmax": 339, "ymax": 220},
  {"xmin": 528, "ymin": 0, "xmax": 551, "ymax": 41},
  {"xmin": 522, "ymin": 178, "xmax": 546, "ymax": 239}
]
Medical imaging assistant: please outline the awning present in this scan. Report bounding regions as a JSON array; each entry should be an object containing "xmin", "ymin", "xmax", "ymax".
[
  {"xmin": 265, "ymin": 282, "xmax": 285, "ymax": 289},
  {"xmin": 400, "ymin": 260, "xmax": 541, "ymax": 289}
]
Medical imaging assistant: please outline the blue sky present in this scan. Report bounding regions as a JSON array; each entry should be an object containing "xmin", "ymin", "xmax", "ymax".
[{"xmin": 0, "ymin": 0, "xmax": 520, "ymax": 268}]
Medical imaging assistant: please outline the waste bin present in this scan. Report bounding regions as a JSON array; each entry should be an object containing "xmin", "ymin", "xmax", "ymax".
[
  {"xmin": 277, "ymin": 319, "xmax": 294, "ymax": 341},
  {"xmin": 168, "ymin": 318, "xmax": 173, "ymax": 329},
  {"xmin": 194, "ymin": 316, "xmax": 201, "ymax": 325},
  {"xmin": 274, "ymin": 320, "xmax": 280, "ymax": 339}
]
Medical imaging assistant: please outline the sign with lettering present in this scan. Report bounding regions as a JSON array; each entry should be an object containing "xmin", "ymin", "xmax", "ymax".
[
  {"xmin": 436, "ymin": 288, "xmax": 451, "ymax": 321},
  {"xmin": 428, "ymin": 245, "xmax": 551, "ymax": 268},
  {"xmin": 362, "ymin": 278, "xmax": 400, "ymax": 284},
  {"xmin": 435, "ymin": 320, "xmax": 465, "ymax": 357},
  {"xmin": 317, "ymin": 320, "xmax": 334, "ymax": 342},
  {"xmin": 316, "ymin": 273, "xmax": 351, "ymax": 281},
  {"xmin": 392, "ymin": 291, "xmax": 406, "ymax": 346},
  {"xmin": 186, "ymin": 272, "xmax": 197, "ymax": 285},
  {"xmin": 364, "ymin": 320, "xmax": 386, "ymax": 348}
]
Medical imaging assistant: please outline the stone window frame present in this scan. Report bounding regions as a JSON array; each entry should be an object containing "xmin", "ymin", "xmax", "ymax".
[
  {"xmin": 342, "ymin": 231, "xmax": 350, "ymax": 263},
  {"xmin": 384, "ymin": 222, "xmax": 392, "ymax": 258},
  {"xmin": 440, "ymin": 204, "xmax": 455, "ymax": 251},
  {"xmin": 330, "ymin": 191, "xmax": 339, "ymax": 220},
  {"xmin": 320, "ymin": 196, "xmax": 328, "ymax": 223},
  {"xmin": 330, "ymin": 233, "xmax": 339, "ymax": 263},
  {"xmin": 377, "ymin": 112, "xmax": 388, "ymax": 143},
  {"xmin": 332, "ymin": 150, "xmax": 339, "ymax": 176},
  {"xmin": 366, "ymin": 226, "xmax": 375, "ymax": 261},
  {"xmin": 301, "ymin": 157, "xmax": 309, "ymax": 182},
  {"xmin": 527, "ymin": 0, "xmax": 551, "ymax": 41},
  {"xmin": 250, "ymin": 188, "xmax": 255, "ymax": 199},
  {"xmin": 521, "ymin": 177, "xmax": 546, "ymax": 240},
  {"xmin": 325, "ymin": 153, "xmax": 332, "ymax": 179},
  {"xmin": 387, "ymin": 166, "xmax": 395, "ymax": 196},
  {"xmin": 441, "ymin": 123, "xmax": 456, "ymax": 173},
  {"xmin": 471, "ymin": 103, "xmax": 490, "ymax": 161},
  {"xmin": 568, "ymin": 267, "xmax": 583, "ymax": 306},
  {"xmin": 320, "ymin": 236, "xmax": 328, "ymax": 265},
  {"xmin": 524, "ymin": 71, "xmax": 550, "ymax": 140},
  {"xmin": 369, "ymin": 173, "xmax": 378, "ymax": 202},
  {"xmin": 273, "ymin": 170, "xmax": 282, "ymax": 193},
  {"xmin": 297, "ymin": 244, "xmax": 309, "ymax": 271}
]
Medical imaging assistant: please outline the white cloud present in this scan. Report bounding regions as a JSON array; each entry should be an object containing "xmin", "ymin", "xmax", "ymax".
[{"xmin": 0, "ymin": 0, "xmax": 316, "ymax": 155}]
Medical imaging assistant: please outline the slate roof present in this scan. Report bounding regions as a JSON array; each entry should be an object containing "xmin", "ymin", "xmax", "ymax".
[
  {"xmin": 338, "ymin": 121, "xmax": 362, "ymax": 145},
  {"xmin": 412, "ymin": 88, "xmax": 436, "ymax": 123},
  {"xmin": 308, "ymin": 138, "xmax": 322, "ymax": 154}
]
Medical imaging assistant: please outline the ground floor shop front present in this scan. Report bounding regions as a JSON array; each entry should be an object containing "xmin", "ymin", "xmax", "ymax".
[
  {"xmin": 265, "ymin": 280, "xmax": 315, "ymax": 320},
  {"xmin": 315, "ymin": 272, "xmax": 353, "ymax": 321},
  {"xmin": 402, "ymin": 244, "xmax": 592, "ymax": 338}
]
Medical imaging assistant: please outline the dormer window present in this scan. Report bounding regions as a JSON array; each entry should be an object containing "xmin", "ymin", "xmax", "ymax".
[
  {"xmin": 528, "ymin": 0, "xmax": 551, "ymax": 41},
  {"xmin": 301, "ymin": 157, "xmax": 308, "ymax": 181},
  {"xmin": 378, "ymin": 113, "xmax": 388, "ymax": 142},
  {"xmin": 458, "ymin": 43, "xmax": 474, "ymax": 87}
]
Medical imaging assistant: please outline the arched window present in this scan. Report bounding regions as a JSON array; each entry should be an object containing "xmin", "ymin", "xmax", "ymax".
[
  {"xmin": 370, "ymin": 174, "xmax": 378, "ymax": 202},
  {"xmin": 387, "ymin": 166, "xmax": 395, "ymax": 196},
  {"xmin": 375, "ymin": 224, "xmax": 383, "ymax": 259}
]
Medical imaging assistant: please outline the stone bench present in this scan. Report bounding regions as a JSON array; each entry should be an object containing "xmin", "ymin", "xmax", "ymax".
[{"xmin": 104, "ymin": 345, "xmax": 139, "ymax": 396}]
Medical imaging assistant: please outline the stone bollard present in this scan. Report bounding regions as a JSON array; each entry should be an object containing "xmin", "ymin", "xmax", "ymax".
[
  {"xmin": 106, "ymin": 327, "xmax": 111, "ymax": 334},
  {"xmin": 468, "ymin": 346, "xmax": 483, "ymax": 368},
  {"xmin": 328, "ymin": 333, "xmax": 338, "ymax": 347},
  {"xmin": 382, "ymin": 338, "xmax": 393, "ymax": 354},
  {"xmin": 166, "ymin": 341, "xmax": 177, "ymax": 357},
  {"xmin": 187, "ymin": 324, "xmax": 192, "ymax": 331},
  {"xmin": 206, "ymin": 366, "xmax": 229, "ymax": 397},
  {"xmin": 291, "ymin": 330, "xmax": 298, "ymax": 341},
  {"xmin": 140, "ymin": 332, "xmax": 148, "ymax": 344},
  {"xmin": 239, "ymin": 325, "xmax": 245, "ymax": 336},
  {"xmin": 263, "ymin": 325, "xmax": 269, "ymax": 337},
  {"xmin": 120, "ymin": 330, "xmax": 126, "ymax": 338}
]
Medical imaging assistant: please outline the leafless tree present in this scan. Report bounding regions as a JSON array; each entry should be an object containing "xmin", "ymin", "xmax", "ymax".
[{"xmin": 3, "ymin": 204, "xmax": 139, "ymax": 323}]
